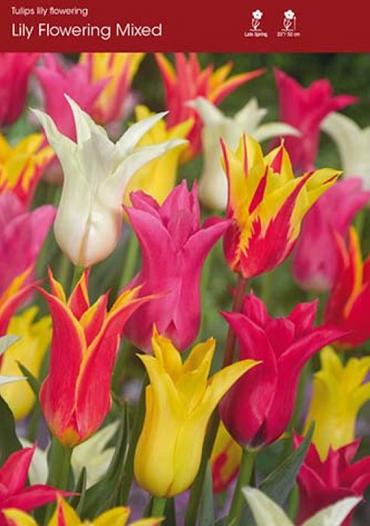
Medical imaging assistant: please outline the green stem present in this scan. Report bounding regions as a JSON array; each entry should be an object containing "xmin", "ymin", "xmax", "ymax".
[
  {"xmin": 151, "ymin": 496, "xmax": 167, "ymax": 518},
  {"xmin": 223, "ymin": 275, "xmax": 247, "ymax": 366},
  {"xmin": 119, "ymin": 382, "xmax": 147, "ymax": 504},
  {"xmin": 118, "ymin": 233, "xmax": 139, "ymax": 291},
  {"xmin": 70, "ymin": 265, "xmax": 85, "ymax": 293},
  {"xmin": 355, "ymin": 208, "xmax": 367, "ymax": 239},
  {"xmin": 44, "ymin": 439, "xmax": 72, "ymax": 522},
  {"xmin": 185, "ymin": 411, "xmax": 220, "ymax": 526},
  {"xmin": 228, "ymin": 449, "xmax": 256, "ymax": 526},
  {"xmin": 57, "ymin": 253, "xmax": 71, "ymax": 291}
]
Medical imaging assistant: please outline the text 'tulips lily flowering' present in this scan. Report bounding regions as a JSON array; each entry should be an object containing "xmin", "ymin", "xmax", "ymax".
[
  {"xmin": 0, "ymin": 53, "xmax": 39, "ymax": 128},
  {"xmin": 155, "ymin": 53, "xmax": 264, "ymax": 159},
  {"xmin": 324, "ymin": 227, "xmax": 370, "ymax": 347},
  {"xmin": 0, "ymin": 133, "xmax": 53, "ymax": 208},
  {"xmin": 134, "ymin": 328, "xmax": 258, "ymax": 497},
  {"xmin": 123, "ymin": 105, "xmax": 193, "ymax": 206},
  {"xmin": 188, "ymin": 96, "xmax": 299, "ymax": 210},
  {"xmin": 244, "ymin": 487, "xmax": 361, "ymax": 526},
  {"xmin": 123, "ymin": 181, "xmax": 230, "ymax": 352},
  {"xmin": 35, "ymin": 53, "xmax": 108, "ymax": 140},
  {"xmin": 33, "ymin": 96, "xmax": 185, "ymax": 267},
  {"xmin": 275, "ymin": 68, "xmax": 357, "ymax": 172},
  {"xmin": 220, "ymin": 294, "xmax": 344, "ymax": 449},
  {"xmin": 0, "ymin": 307, "xmax": 51, "ymax": 420},
  {"xmin": 293, "ymin": 177, "xmax": 370, "ymax": 292},
  {"xmin": 38, "ymin": 269, "xmax": 152, "ymax": 447},
  {"xmin": 0, "ymin": 447, "xmax": 63, "ymax": 526},
  {"xmin": 295, "ymin": 437, "xmax": 370, "ymax": 526},
  {"xmin": 222, "ymin": 134, "xmax": 340, "ymax": 279},
  {"xmin": 304, "ymin": 347, "xmax": 370, "ymax": 460},
  {"xmin": 3, "ymin": 495, "xmax": 162, "ymax": 526},
  {"xmin": 80, "ymin": 52, "xmax": 144, "ymax": 125}
]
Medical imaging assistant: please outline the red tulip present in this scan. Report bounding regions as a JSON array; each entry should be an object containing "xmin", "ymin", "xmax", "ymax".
[
  {"xmin": 295, "ymin": 437, "xmax": 370, "ymax": 526},
  {"xmin": 275, "ymin": 68, "xmax": 356, "ymax": 172},
  {"xmin": 123, "ymin": 181, "xmax": 230, "ymax": 352},
  {"xmin": 156, "ymin": 53, "xmax": 264, "ymax": 159},
  {"xmin": 325, "ymin": 226, "xmax": 370, "ymax": 347},
  {"xmin": 39, "ymin": 270, "xmax": 152, "ymax": 446},
  {"xmin": 220, "ymin": 294, "xmax": 344, "ymax": 448},
  {"xmin": 0, "ymin": 447, "xmax": 63, "ymax": 525}
]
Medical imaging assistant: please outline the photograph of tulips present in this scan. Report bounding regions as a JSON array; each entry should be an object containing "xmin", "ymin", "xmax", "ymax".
[{"xmin": 1, "ymin": 51, "xmax": 370, "ymax": 526}]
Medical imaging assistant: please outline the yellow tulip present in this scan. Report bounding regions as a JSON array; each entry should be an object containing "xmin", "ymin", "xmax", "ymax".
[
  {"xmin": 134, "ymin": 328, "xmax": 259, "ymax": 497},
  {"xmin": 0, "ymin": 133, "xmax": 53, "ymax": 205},
  {"xmin": 304, "ymin": 346, "xmax": 370, "ymax": 460},
  {"xmin": 0, "ymin": 307, "xmax": 51, "ymax": 420},
  {"xmin": 124, "ymin": 105, "xmax": 192, "ymax": 206},
  {"xmin": 3, "ymin": 496, "xmax": 162, "ymax": 525}
]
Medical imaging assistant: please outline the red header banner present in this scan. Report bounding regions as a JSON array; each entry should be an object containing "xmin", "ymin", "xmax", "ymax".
[{"xmin": 0, "ymin": 0, "xmax": 369, "ymax": 52}]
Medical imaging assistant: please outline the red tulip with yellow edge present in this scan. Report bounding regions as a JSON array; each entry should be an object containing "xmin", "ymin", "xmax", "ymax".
[
  {"xmin": 38, "ymin": 269, "xmax": 153, "ymax": 447},
  {"xmin": 222, "ymin": 134, "xmax": 340, "ymax": 279}
]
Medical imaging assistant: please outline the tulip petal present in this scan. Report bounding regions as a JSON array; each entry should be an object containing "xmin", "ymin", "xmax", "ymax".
[
  {"xmin": 243, "ymin": 487, "xmax": 293, "ymax": 526},
  {"xmin": 2, "ymin": 508, "xmax": 38, "ymax": 526}
]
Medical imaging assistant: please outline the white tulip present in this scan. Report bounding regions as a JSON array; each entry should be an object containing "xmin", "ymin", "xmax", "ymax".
[
  {"xmin": 33, "ymin": 96, "xmax": 186, "ymax": 266},
  {"xmin": 21, "ymin": 421, "xmax": 119, "ymax": 488},
  {"xmin": 188, "ymin": 97, "xmax": 299, "ymax": 210},
  {"xmin": 322, "ymin": 112, "xmax": 370, "ymax": 190},
  {"xmin": 243, "ymin": 487, "xmax": 360, "ymax": 526}
]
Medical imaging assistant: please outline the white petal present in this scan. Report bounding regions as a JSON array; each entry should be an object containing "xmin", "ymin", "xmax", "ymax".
[
  {"xmin": 235, "ymin": 98, "xmax": 267, "ymax": 130},
  {"xmin": 304, "ymin": 497, "xmax": 361, "ymax": 526},
  {"xmin": 253, "ymin": 122, "xmax": 300, "ymax": 142},
  {"xmin": 0, "ymin": 375, "xmax": 25, "ymax": 386},
  {"xmin": 116, "ymin": 111, "xmax": 169, "ymax": 156},
  {"xmin": 0, "ymin": 335, "xmax": 19, "ymax": 355},
  {"xmin": 187, "ymin": 97, "xmax": 224, "ymax": 124},
  {"xmin": 243, "ymin": 487, "xmax": 293, "ymax": 526}
]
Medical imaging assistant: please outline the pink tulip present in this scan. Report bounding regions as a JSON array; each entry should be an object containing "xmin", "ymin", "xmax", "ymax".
[
  {"xmin": 293, "ymin": 177, "xmax": 370, "ymax": 291},
  {"xmin": 0, "ymin": 53, "xmax": 39, "ymax": 128},
  {"xmin": 0, "ymin": 192, "xmax": 55, "ymax": 301},
  {"xmin": 123, "ymin": 181, "xmax": 230, "ymax": 351},
  {"xmin": 35, "ymin": 54, "xmax": 108, "ymax": 139},
  {"xmin": 275, "ymin": 69, "xmax": 357, "ymax": 172}
]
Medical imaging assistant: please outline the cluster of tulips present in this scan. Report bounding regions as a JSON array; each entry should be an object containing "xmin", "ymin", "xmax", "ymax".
[{"xmin": 1, "ymin": 51, "xmax": 370, "ymax": 526}]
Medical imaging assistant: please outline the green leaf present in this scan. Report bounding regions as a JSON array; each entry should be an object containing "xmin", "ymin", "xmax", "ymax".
[
  {"xmin": 0, "ymin": 395, "xmax": 22, "ymax": 464},
  {"xmin": 198, "ymin": 463, "xmax": 215, "ymax": 526},
  {"xmin": 71, "ymin": 467, "xmax": 87, "ymax": 515},
  {"xmin": 17, "ymin": 362, "xmax": 40, "ymax": 397},
  {"xmin": 241, "ymin": 426, "xmax": 314, "ymax": 525},
  {"xmin": 260, "ymin": 425, "xmax": 314, "ymax": 505}
]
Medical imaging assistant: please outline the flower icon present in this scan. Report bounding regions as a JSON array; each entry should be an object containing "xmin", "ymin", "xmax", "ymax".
[
  {"xmin": 252, "ymin": 9, "xmax": 263, "ymax": 20},
  {"xmin": 284, "ymin": 9, "xmax": 295, "ymax": 19}
]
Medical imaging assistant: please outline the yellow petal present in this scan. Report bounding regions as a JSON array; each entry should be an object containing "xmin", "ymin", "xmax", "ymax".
[
  {"xmin": 50, "ymin": 496, "xmax": 81, "ymax": 526},
  {"xmin": 2, "ymin": 509, "xmax": 38, "ymax": 526},
  {"xmin": 94, "ymin": 507, "xmax": 130, "ymax": 526}
]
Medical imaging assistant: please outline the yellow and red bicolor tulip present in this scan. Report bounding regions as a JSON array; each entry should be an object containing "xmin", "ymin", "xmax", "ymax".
[
  {"xmin": 124, "ymin": 105, "xmax": 192, "ymax": 206},
  {"xmin": 0, "ymin": 134, "xmax": 53, "ymax": 207},
  {"xmin": 4, "ymin": 495, "xmax": 162, "ymax": 525},
  {"xmin": 155, "ymin": 53, "xmax": 264, "ymax": 159},
  {"xmin": 80, "ymin": 52, "xmax": 144, "ymax": 124},
  {"xmin": 325, "ymin": 227, "xmax": 370, "ymax": 347},
  {"xmin": 0, "ymin": 307, "xmax": 51, "ymax": 420},
  {"xmin": 38, "ymin": 270, "xmax": 152, "ymax": 447},
  {"xmin": 222, "ymin": 134, "xmax": 340, "ymax": 279},
  {"xmin": 211, "ymin": 422, "xmax": 242, "ymax": 493},
  {"xmin": 304, "ymin": 347, "xmax": 370, "ymax": 460},
  {"xmin": 134, "ymin": 328, "xmax": 259, "ymax": 497},
  {"xmin": 0, "ymin": 268, "xmax": 34, "ymax": 337}
]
